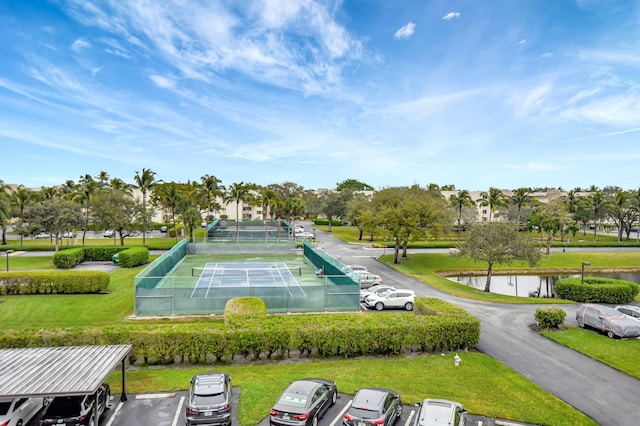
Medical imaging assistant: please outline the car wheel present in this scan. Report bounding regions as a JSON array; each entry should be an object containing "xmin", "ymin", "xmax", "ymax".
[
  {"xmin": 577, "ymin": 320, "xmax": 585, "ymax": 328},
  {"xmin": 331, "ymin": 391, "xmax": 337, "ymax": 405},
  {"xmin": 404, "ymin": 302, "xmax": 413, "ymax": 311},
  {"xmin": 312, "ymin": 414, "xmax": 318, "ymax": 426},
  {"xmin": 395, "ymin": 404, "xmax": 403, "ymax": 423},
  {"xmin": 606, "ymin": 330, "xmax": 615, "ymax": 338},
  {"xmin": 16, "ymin": 420, "xmax": 22, "ymax": 426},
  {"xmin": 375, "ymin": 302, "xmax": 384, "ymax": 311}
]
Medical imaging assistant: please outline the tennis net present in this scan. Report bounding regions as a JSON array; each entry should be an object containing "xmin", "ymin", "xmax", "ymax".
[{"xmin": 192, "ymin": 266, "xmax": 302, "ymax": 277}]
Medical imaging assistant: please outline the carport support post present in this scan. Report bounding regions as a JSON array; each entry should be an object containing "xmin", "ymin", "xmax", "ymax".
[{"xmin": 120, "ymin": 358, "xmax": 128, "ymax": 402}]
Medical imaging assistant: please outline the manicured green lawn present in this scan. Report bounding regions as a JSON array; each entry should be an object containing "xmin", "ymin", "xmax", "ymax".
[
  {"xmin": 541, "ymin": 327, "xmax": 640, "ymax": 380},
  {"xmin": 106, "ymin": 353, "xmax": 596, "ymax": 426}
]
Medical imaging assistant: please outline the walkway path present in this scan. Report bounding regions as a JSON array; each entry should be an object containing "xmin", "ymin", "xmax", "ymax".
[{"xmin": 311, "ymin": 226, "xmax": 640, "ymax": 426}]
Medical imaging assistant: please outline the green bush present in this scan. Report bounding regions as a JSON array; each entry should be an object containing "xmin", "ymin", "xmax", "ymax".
[
  {"xmin": 313, "ymin": 219, "xmax": 342, "ymax": 226},
  {"xmin": 224, "ymin": 297, "xmax": 267, "ymax": 327},
  {"xmin": 535, "ymin": 307, "xmax": 566, "ymax": 329},
  {"xmin": 0, "ymin": 271, "xmax": 110, "ymax": 295},
  {"xmin": 117, "ymin": 247, "xmax": 149, "ymax": 268},
  {"xmin": 555, "ymin": 277, "xmax": 639, "ymax": 304},
  {"xmin": 53, "ymin": 248, "xmax": 84, "ymax": 268},
  {"xmin": 83, "ymin": 247, "xmax": 123, "ymax": 261},
  {"xmin": 0, "ymin": 299, "xmax": 479, "ymax": 364}
]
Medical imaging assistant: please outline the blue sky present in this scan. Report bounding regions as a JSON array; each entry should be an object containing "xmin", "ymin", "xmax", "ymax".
[{"xmin": 1, "ymin": 0, "xmax": 639, "ymax": 191}]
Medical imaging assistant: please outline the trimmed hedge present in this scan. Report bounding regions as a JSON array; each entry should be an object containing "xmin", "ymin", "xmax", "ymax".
[
  {"xmin": 535, "ymin": 307, "xmax": 566, "ymax": 329},
  {"xmin": 117, "ymin": 247, "xmax": 149, "ymax": 268},
  {"xmin": 53, "ymin": 246, "xmax": 148, "ymax": 269},
  {"xmin": 0, "ymin": 271, "xmax": 110, "ymax": 295},
  {"xmin": 0, "ymin": 298, "xmax": 479, "ymax": 364},
  {"xmin": 224, "ymin": 297, "xmax": 267, "ymax": 327},
  {"xmin": 555, "ymin": 277, "xmax": 639, "ymax": 304},
  {"xmin": 313, "ymin": 219, "xmax": 342, "ymax": 226}
]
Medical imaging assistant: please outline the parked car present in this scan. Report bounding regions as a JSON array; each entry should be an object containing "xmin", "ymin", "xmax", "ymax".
[
  {"xmin": 39, "ymin": 383, "xmax": 110, "ymax": 426},
  {"xmin": 576, "ymin": 304, "xmax": 640, "ymax": 338},
  {"xmin": 34, "ymin": 232, "xmax": 50, "ymax": 239},
  {"xmin": 414, "ymin": 399, "xmax": 467, "ymax": 426},
  {"xmin": 360, "ymin": 284, "xmax": 396, "ymax": 302},
  {"xmin": 0, "ymin": 397, "xmax": 48, "ymax": 426},
  {"xmin": 296, "ymin": 231, "xmax": 315, "ymax": 240},
  {"xmin": 186, "ymin": 372, "xmax": 232, "ymax": 426},
  {"xmin": 160, "ymin": 226, "xmax": 169, "ymax": 232},
  {"xmin": 270, "ymin": 378, "xmax": 337, "ymax": 426},
  {"xmin": 354, "ymin": 272, "xmax": 383, "ymax": 288},
  {"xmin": 364, "ymin": 289, "xmax": 415, "ymax": 311},
  {"xmin": 343, "ymin": 388, "xmax": 402, "ymax": 426},
  {"xmin": 345, "ymin": 264, "xmax": 368, "ymax": 273},
  {"xmin": 614, "ymin": 305, "xmax": 640, "ymax": 322},
  {"xmin": 103, "ymin": 230, "xmax": 115, "ymax": 238}
]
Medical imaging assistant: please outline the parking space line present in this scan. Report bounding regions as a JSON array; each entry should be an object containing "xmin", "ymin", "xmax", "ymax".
[
  {"xmin": 172, "ymin": 396, "xmax": 185, "ymax": 426},
  {"xmin": 329, "ymin": 400, "xmax": 352, "ymax": 426},
  {"xmin": 403, "ymin": 408, "xmax": 415, "ymax": 426},
  {"xmin": 105, "ymin": 401, "xmax": 124, "ymax": 426},
  {"xmin": 136, "ymin": 393, "xmax": 176, "ymax": 399}
]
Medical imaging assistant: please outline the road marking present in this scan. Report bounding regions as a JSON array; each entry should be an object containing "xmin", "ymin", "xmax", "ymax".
[
  {"xmin": 104, "ymin": 401, "xmax": 124, "ymax": 426},
  {"xmin": 329, "ymin": 399, "xmax": 352, "ymax": 426},
  {"xmin": 136, "ymin": 393, "xmax": 176, "ymax": 399},
  {"xmin": 403, "ymin": 408, "xmax": 415, "ymax": 426},
  {"xmin": 172, "ymin": 396, "xmax": 185, "ymax": 426}
]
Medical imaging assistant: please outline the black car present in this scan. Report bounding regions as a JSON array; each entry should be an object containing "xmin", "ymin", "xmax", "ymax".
[
  {"xmin": 39, "ymin": 383, "xmax": 110, "ymax": 426},
  {"xmin": 270, "ymin": 378, "xmax": 337, "ymax": 426},
  {"xmin": 186, "ymin": 372, "xmax": 232, "ymax": 426},
  {"xmin": 343, "ymin": 388, "xmax": 402, "ymax": 426}
]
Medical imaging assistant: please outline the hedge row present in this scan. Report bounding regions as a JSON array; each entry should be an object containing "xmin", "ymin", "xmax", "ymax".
[
  {"xmin": 555, "ymin": 277, "xmax": 639, "ymax": 304},
  {"xmin": 0, "ymin": 271, "xmax": 110, "ymax": 295},
  {"xmin": 53, "ymin": 246, "xmax": 148, "ymax": 268},
  {"xmin": 0, "ymin": 298, "xmax": 479, "ymax": 364}
]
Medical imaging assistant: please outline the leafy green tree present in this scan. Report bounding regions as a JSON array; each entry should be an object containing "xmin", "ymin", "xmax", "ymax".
[
  {"xmin": 134, "ymin": 168, "xmax": 158, "ymax": 246},
  {"xmin": 9, "ymin": 185, "xmax": 33, "ymax": 247},
  {"xmin": 0, "ymin": 181, "xmax": 9, "ymax": 245},
  {"xmin": 72, "ymin": 174, "xmax": 98, "ymax": 245},
  {"xmin": 92, "ymin": 189, "xmax": 143, "ymax": 246},
  {"xmin": 346, "ymin": 193, "xmax": 374, "ymax": 240},
  {"xmin": 449, "ymin": 190, "xmax": 475, "ymax": 241},
  {"xmin": 319, "ymin": 190, "xmax": 352, "ymax": 232},
  {"xmin": 607, "ymin": 190, "xmax": 631, "ymax": 242},
  {"xmin": 301, "ymin": 190, "xmax": 322, "ymax": 219},
  {"xmin": 335, "ymin": 179, "xmax": 374, "ymax": 192},
  {"xmin": 23, "ymin": 198, "xmax": 83, "ymax": 251},
  {"xmin": 456, "ymin": 222, "xmax": 541, "ymax": 292}
]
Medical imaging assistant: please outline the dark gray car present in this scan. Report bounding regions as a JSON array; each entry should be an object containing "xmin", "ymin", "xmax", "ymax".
[{"xmin": 343, "ymin": 388, "xmax": 402, "ymax": 426}]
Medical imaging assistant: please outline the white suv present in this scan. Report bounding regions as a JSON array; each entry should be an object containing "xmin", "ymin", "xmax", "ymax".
[
  {"xmin": 0, "ymin": 397, "xmax": 48, "ymax": 426},
  {"xmin": 364, "ymin": 289, "xmax": 415, "ymax": 311},
  {"xmin": 354, "ymin": 271, "xmax": 383, "ymax": 288}
]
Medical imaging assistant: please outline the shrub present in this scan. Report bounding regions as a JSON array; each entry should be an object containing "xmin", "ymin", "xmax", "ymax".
[
  {"xmin": 0, "ymin": 271, "xmax": 110, "ymax": 295},
  {"xmin": 117, "ymin": 247, "xmax": 149, "ymax": 268},
  {"xmin": 53, "ymin": 248, "xmax": 84, "ymax": 268},
  {"xmin": 535, "ymin": 307, "xmax": 566, "ymax": 329},
  {"xmin": 313, "ymin": 219, "xmax": 342, "ymax": 226},
  {"xmin": 224, "ymin": 297, "xmax": 267, "ymax": 327},
  {"xmin": 555, "ymin": 277, "xmax": 639, "ymax": 304}
]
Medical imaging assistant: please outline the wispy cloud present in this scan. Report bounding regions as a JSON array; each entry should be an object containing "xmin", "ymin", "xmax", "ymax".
[
  {"xmin": 394, "ymin": 22, "xmax": 415, "ymax": 39},
  {"xmin": 71, "ymin": 38, "xmax": 90, "ymax": 51},
  {"xmin": 149, "ymin": 74, "xmax": 176, "ymax": 89},
  {"xmin": 442, "ymin": 12, "xmax": 460, "ymax": 21}
]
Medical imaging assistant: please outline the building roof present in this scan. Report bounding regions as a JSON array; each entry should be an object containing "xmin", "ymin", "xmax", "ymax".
[{"xmin": 0, "ymin": 345, "xmax": 131, "ymax": 398}]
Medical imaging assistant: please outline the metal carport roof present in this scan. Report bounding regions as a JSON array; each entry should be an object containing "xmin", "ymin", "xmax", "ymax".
[{"xmin": 0, "ymin": 345, "xmax": 131, "ymax": 399}]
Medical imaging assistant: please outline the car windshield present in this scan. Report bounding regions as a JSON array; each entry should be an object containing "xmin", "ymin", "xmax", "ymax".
[
  {"xmin": 349, "ymin": 407, "xmax": 382, "ymax": 419},
  {"xmin": 45, "ymin": 396, "xmax": 85, "ymax": 416},
  {"xmin": 0, "ymin": 401, "xmax": 12, "ymax": 415},
  {"xmin": 192, "ymin": 392, "xmax": 226, "ymax": 406},
  {"xmin": 277, "ymin": 392, "xmax": 308, "ymax": 408},
  {"xmin": 420, "ymin": 402, "xmax": 455, "ymax": 424}
]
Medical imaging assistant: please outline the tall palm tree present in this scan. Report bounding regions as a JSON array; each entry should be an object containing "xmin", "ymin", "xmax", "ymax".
[
  {"xmin": 95, "ymin": 171, "xmax": 110, "ymax": 189},
  {"xmin": 609, "ymin": 190, "xmax": 630, "ymax": 242},
  {"xmin": 154, "ymin": 182, "xmax": 182, "ymax": 243},
  {"xmin": 510, "ymin": 187, "xmax": 532, "ymax": 225},
  {"xmin": 224, "ymin": 182, "xmax": 253, "ymax": 237},
  {"xmin": 478, "ymin": 187, "xmax": 505, "ymax": 222},
  {"xmin": 73, "ymin": 174, "xmax": 98, "ymax": 245},
  {"xmin": 134, "ymin": 168, "xmax": 158, "ymax": 245},
  {"xmin": 584, "ymin": 191, "xmax": 609, "ymax": 242},
  {"xmin": 199, "ymin": 174, "xmax": 224, "ymax": 228},
  {"xmin": 449, "ymin": 190, "xmax": 475, "ymax": 241},
  {"xmin": 0, "ymin": 181, "xmax": 10, "ymax": 246},
  {"xmin": 633, "ymin": 188, "xmax": 640, "ymax": 243},
  {"xmin": 10, "ymin": 185, "xmax": 32, "ymax": 247}
]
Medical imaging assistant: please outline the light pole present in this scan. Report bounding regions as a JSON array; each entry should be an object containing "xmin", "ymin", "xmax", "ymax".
[
  {"xmin": 581, "ymin": 261, "xmax": 591, "ymax": 284},
  {"xmin": 5, "ymin": 250, "xmax": 14, "ymax": 271}
]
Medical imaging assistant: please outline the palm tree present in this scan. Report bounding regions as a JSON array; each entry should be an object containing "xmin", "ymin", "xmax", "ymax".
[
  {"xmin": 95, "ymin": 171, "xmax": 110, "ymax": 189},
  {"xmin": 608, "ymin": 190, "xmax": 630, "ymax": 242},
  {"xmin": 510, "ymin": 187, "xmax": 532, "ymax": 225},
  {"xmin": 199, "ymin": 174, "xmax": 224, "ymax": 229},
  {"xmin": 134, "ymin": 168, "xmax": 158, "ymax": 245},
  {"xmin": 633, "ymin": 188, "xmax": 640, "ymax": 243},
  {"xmin": 0, "ymin": 181, "xmax": 10, "ymax": 246},
  {"xmin": 584, "ymin": 191, "xmax": 609, "ymax": 242},
  {"xmin": 154, "ymin": 182, "xmax": 182, "ymax": 243},
  {"xmin": 72, "ymin": 174, "xmax": 98, "ymax": 245},
  {"xmin": 224, "ymin": 182, "xmax": 254, "ymax": 237},
  {"xmin": 10, "ymin": 185, "xmax": 32, "ymax": 247},
  {"xmin": 478, "ymin": 187, "xmax": 505, "ymax": 222},
  {"xmin": 449, "ymin": 190, "xmax": 475, "ymax": 241}
]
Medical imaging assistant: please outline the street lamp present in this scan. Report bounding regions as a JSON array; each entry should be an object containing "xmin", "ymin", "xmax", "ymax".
[
  {"xmin": 5, "ymin": 250, "xmax": 14, "ymax": 271},
  {"xmin": 581, "ymin": 262, "xmax": 591, "ymax": 284}
]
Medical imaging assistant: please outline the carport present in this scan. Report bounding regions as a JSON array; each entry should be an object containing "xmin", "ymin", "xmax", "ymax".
[{"xmin": 0, "ymin": 344, "xmax": 131, "ymax": 426}]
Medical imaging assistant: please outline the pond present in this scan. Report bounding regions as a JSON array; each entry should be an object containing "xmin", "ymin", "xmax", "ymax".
[{"xmin": 449, "ymin": 271, "xmax": 640, "ymax": 298}]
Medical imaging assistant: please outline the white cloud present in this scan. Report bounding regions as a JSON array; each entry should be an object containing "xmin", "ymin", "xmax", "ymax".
[
  {"xmin": 442, "ymin": 12, "xmax": 460, "ymax": 21},
  {"xmin": 518, "ymin": 39, "xmax": 527, "ymax": 45},
  {"xmin": 149, "ymin": 74, "xmax": 177, "ymax": 89},
  {"xmin": 541, "ymin": 52, "xmax": 553, "ymax": 58},
  {"xmin": 394, "ymin": 22, "xmax": 415, "ymax": 39},
  {"xmin": 71, "ymin": 38, "xmax": 90, "ymax": 51},
  {"xmin": 91, "ymin": 67, "xmax": 102, "ymax": 77}
]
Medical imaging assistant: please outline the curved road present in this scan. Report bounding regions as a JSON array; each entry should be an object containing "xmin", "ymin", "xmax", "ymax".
[{"xmin": 311, "ymin": 226, "xmax": 640, "ymax": 426}]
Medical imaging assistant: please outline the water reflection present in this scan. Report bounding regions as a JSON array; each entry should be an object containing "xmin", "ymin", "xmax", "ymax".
[{"xmin": 450, "ymin": 271, "xmax": 640, "ymax": 298}]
